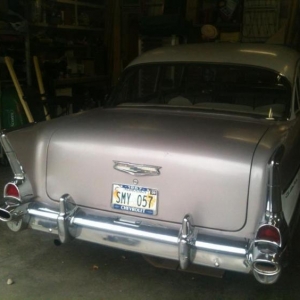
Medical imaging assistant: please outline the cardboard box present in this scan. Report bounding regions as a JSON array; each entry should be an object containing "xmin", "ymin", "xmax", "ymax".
[
  {"xmin": 83, "ymin": 60, "xmax": 95, "ymax": 76},
  {"xmin": 220, "ymin": 31, "xmax": 241, "ymax": 42}
]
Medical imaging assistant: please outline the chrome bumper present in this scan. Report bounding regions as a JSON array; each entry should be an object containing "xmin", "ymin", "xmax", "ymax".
[{"xmin": 23, "ymin": 194, "xmax": 250, "ymax": 275}]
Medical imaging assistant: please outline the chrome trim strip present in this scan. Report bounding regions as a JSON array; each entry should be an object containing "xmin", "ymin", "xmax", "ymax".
[
  {"xmin": 266, "ymin": 145, "xmax": 284, "ymax": 214},
  {"xmin": 72, "ymin": 217, "xmax": 178, "ymax": 244},
  {"xmin": 263, "ymin": 145, "xmax": 288, "ymax": 247},
  {"xmin": 0, "ymin": 133, "xmax": 24, "ymax": 181},
  {"xmin": 61, "ymin": 214, "xmax": 249, "ymax": 257},
  {"xmin": 113, "ymin": 161, "xmax": 161, "ymax": 176},
  {"xmin": 27, "ymin": 207, "xmax": 58, "ymax": 220},
  {"xmin": 195, "ymin": 241, "xmax": 247, "ymax": 255}
]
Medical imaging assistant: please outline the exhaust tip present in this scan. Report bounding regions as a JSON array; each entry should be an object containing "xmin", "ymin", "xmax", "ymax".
[
  {"xmin": 0, "ymin": 208, "xmax": 12, "ymax": 222},
  {"xmin": 253, "ymin": 261, "xmax": 279, "ymax": 274},
  {"xmin": 253, "ymin": 261, "xmax": 281, "ymax": 284}
]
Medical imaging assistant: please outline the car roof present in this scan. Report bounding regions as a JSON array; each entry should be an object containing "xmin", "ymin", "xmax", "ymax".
[{"xmin": 128, "ymin": 43, "xmax": 300, "ymax": 84}]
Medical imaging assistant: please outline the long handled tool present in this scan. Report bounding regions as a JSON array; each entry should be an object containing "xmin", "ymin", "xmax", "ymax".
[
  {"xmin": 4, "ymin": 56, "xmax": 34, "ymax": 123},
  {"xmin": 33, "ymin": 56, "xmax": 51, "ymax": 120}
]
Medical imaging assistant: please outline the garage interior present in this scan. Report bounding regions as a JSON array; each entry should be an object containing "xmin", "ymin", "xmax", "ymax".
[
  {"xmin": 1, "ymin": 1, "xmax": 300, "ymax": 299},
  {"xmin": 0, "ymin": 0, "xmax": 299, "ymax": 126}
]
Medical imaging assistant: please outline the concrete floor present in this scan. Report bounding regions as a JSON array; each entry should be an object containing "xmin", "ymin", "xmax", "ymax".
[{"xmin": 1, "ymin": 164, "xmax": 300, "ymax": 300}]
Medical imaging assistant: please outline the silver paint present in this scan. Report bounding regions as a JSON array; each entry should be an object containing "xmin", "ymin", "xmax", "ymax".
[
  {"xmin": 129, "ymin": 43, "xmax": 300, "ymax": 84},
  {"xmin": 45, "ymin": 110, "xmax": 269, "ymax": 231}
]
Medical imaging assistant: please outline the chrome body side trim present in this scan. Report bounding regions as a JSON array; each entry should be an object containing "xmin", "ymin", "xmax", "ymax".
[
  {"xmin": 266, "ymin": 146, "xmax": 284, "ymax": 215},
  {"xmin": 0, "ymin": 133, "xmax": 24, "ymax": 181},
  {"xmin": 247, "ymin": 146, "xmax": 288, "ymax": 284},
  {"xmin": 263, "ymin": 145, "xmax": 288, "ymax": 246}
]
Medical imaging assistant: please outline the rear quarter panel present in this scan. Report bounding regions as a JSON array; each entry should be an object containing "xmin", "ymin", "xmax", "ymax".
[
  {"xmin": 6, "ymin": 114, "xmax": 86, "ymax": 204},
  {"xmin": 245, "ymin": 119, "xmax": 300, "ymax": 238}
]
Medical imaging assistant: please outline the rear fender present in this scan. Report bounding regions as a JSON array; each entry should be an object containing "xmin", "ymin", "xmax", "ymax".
[{"xmin": 0, "ymin": 132, "xmax": 33, "ymax": 228}]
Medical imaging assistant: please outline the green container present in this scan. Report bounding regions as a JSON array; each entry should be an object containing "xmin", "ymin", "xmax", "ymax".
[{"xmin": 0, "ymin": 87, "xmax": 28, "ymax": 129}]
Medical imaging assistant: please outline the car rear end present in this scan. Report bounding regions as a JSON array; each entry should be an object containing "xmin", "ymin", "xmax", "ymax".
[
  {"xmin": 1, "ymin": 43, "xmax": 298, "ymax": 285},
  {"xmin": 0, "ymin": 107, "xmax": 290, "ymax": 284}
]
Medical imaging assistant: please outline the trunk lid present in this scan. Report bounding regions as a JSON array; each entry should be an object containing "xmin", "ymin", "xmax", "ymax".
[{"xmin": 46, "ymin": 107, "xmax": 269, "ymax": 231}]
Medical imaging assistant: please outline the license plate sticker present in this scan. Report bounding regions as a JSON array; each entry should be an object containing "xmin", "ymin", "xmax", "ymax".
[{"xmin": 111, "ymin": 184, "xmax": 158, "ymax": 215}]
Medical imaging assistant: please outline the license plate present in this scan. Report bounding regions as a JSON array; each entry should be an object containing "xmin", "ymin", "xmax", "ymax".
[{"xmin": 111, "ymin": 184, "xmax": 158, "ymax": 215}]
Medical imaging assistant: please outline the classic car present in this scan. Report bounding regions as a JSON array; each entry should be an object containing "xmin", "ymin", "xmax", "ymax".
[{"xmin": 1, "ymin": 43, "xmax": 300, "ymax": 285}]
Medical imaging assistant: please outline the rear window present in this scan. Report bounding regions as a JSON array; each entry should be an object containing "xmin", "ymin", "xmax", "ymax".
[{"xmin": 112, "ymin": 63, "xmax": 291, "ymax": 119}]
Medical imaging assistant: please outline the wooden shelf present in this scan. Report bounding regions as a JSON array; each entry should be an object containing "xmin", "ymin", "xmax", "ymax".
[
  {"xmin": 57, "ymin": 0, "xmax": 105, "ymax": 9},
  {"xmin": 29, "ymin": 0, "xmax": 107, "ymax": 82},
  {"xmin": 0, "ymin": 78, "xmax": 27, "ymax": 83},
  {"xmin": 122, "ymin": 0, "xmax": 163, "ymax": 6},
  {"xmin": 54, "ymin": 75, "xmax": 108, "ymax": 87},
  {"xmin": 32, "ymin": 43, "xmax": 94, "ymax": 49},
  {"xmin": 31, "ymin": 23, "xmax": 104, "ymax": 32},
  {"xmin": 0, "ymin": 30, "xmax": 23, "ymax": 36},
  {"xmin": 244, "ymin": 7, "xmax": 278, "ymax": 11}
]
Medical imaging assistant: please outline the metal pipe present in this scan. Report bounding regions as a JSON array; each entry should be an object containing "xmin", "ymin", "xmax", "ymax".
[
  {"xmin": 251, "ymin": 243, "xmax": 282, "ymax": 284},
  {"xmin": 0, "ymin": 199, "xmax": 21, "ymax": 222}
]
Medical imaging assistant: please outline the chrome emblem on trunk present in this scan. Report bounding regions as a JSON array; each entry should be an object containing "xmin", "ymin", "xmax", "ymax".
[{"xmin": 113, "ymin": 161, "xmax": 161, "ymax": 176}]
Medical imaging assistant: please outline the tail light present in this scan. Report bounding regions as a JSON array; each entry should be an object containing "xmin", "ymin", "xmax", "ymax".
[
  {"xmin": 4, "ymin": 183, "xmax": 20, "ymax": 200},
  {"xmin": 256, "ymin": 225, "xmax": 281, "ymax": 245}
]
